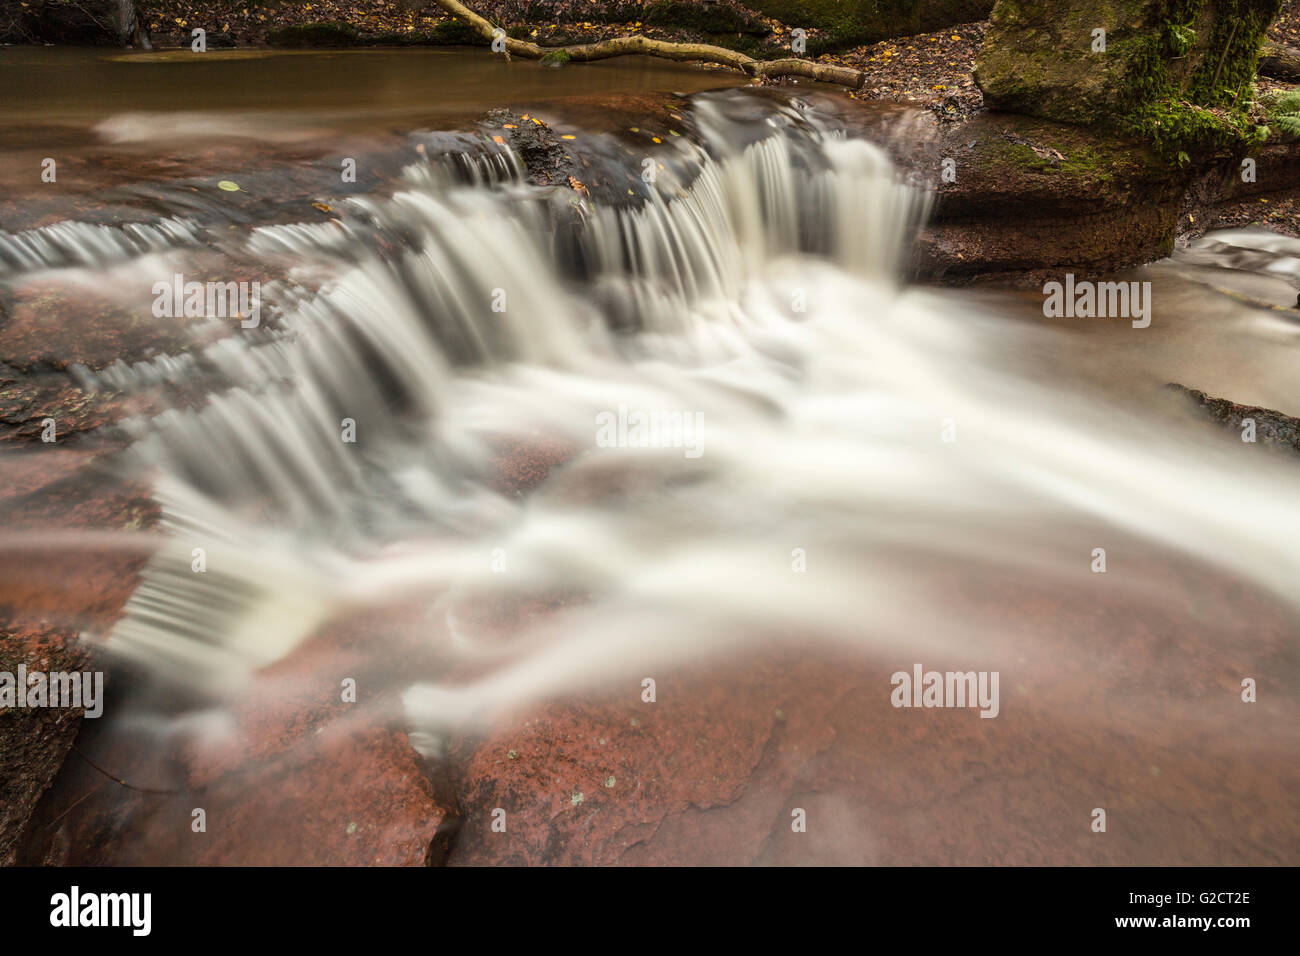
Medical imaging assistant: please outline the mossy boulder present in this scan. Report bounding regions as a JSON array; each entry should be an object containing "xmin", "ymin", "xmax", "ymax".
[
  {"xmin": 642, "ymin": 1, "xmax": 769, "ymax": 35},
  {"xmin": 266, "ymin": 21, "xmax": 360, "ymax": 47},
  {"xmin": 975, "ymin": 0, "xmax": 1284, "ymax": 126},
  {"xmin": 747, "ymin": 0, "xmax": 994, "ymax": 47},
  {"xmin": 916, "ymin": 109, "xmax": 1186, "ymax": 281}
]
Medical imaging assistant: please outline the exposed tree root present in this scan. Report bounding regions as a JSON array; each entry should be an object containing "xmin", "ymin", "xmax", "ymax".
[{"xmin": 430, "ymin": 0, "xmax": 868, "ymax": 89}]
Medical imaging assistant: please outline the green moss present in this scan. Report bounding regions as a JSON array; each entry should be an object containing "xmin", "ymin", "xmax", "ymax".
[
  {"xmin": 979, "ymin": 136, "xmax": 1120, "ymax": 185},
  {"xmin": 748, "ymin": 0, "xmax": 993, "ymax": 47},
  {"xmin": 427, "ymin": 20, "xmax": 486, "ymax": 45},
  {"xmin": 980, "ymin": 1, "xmax": 1281, "ymax": 163},
  {"xmin": 1111, "ymin": 1, "xmax": 1280, "ymax": 161},
  {"xmin": 642, "ymin": 1, "xmax": 768, "ymax": 36},
  {"xmin": 266, "ymin": 21, "xmax": 360, "ymax": 47},
  {"xmin": 539, "ymin": 48, "xmax": 571, "ymax": 66},
  {"xmin": 1124, "ymin": 97, "xmax": 1264, "ymax": 163}
]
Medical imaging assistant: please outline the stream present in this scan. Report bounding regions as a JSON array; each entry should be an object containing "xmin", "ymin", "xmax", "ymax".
[{"xmin": 1, "ymin": 47, "xmax": 1297, "ymax": 866}]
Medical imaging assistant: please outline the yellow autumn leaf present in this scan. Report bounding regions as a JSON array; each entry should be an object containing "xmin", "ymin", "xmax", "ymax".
[{"xmin": 217, "ymin": 180, "xmax": 241, "ymax": 192}]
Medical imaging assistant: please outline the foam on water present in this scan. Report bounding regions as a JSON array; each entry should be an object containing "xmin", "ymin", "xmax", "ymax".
[{"xmin": 15, "ymin": 94, "xmax": 1297, "ymax": 741}]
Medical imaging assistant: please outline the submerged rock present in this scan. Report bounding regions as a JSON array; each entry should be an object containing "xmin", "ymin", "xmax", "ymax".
[
  {"xmin": 21, "ymin": 609, "xmax": 462, "ymax": 865},
  {"xmin": 1169, "ymin": 383, "xmax": 1300, "ymax": 455}
]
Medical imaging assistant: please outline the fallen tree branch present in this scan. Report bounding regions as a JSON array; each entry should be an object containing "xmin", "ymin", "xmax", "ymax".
[
  {"xmin": 430, "ymin": 0, "xmax": 867, "ymax": 88},
  {"xmin": 1259, "ymin": 39, "xmax": 1300, "ymax": 82}
]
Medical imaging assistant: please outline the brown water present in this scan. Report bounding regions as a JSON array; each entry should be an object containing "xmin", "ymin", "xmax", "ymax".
[{"xmin": 0, "ymin": 46, "xmax": 747, "ymax": 132}]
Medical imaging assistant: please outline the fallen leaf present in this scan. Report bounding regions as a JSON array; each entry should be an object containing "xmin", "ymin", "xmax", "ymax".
[{"xmin": 217, "ymin": 180, "xmax": 241, "ymax": 192}]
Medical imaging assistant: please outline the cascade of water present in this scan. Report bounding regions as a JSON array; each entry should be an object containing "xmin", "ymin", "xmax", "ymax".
[
  {"xmin": 19, "ymin": 95, "xmax": 1291, "ymax": 738},
  {"xmin": 0, "ymin": 218, "xmax": 202, "ymax": 277}
]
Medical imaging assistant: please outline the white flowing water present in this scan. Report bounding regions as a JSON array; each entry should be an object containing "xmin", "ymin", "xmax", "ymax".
[{"xmin": 8, "ymin": 93, "xmax": 1299, "ymax": 749}]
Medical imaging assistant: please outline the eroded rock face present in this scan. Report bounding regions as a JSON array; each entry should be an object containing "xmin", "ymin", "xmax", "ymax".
[
  {"xmin": 975, "ymin": 0, "xmax": 1283, "ymax": 124},
  {"xmin": 916, "ymin": 110, "xmax": 1184, "ymax": 282}
]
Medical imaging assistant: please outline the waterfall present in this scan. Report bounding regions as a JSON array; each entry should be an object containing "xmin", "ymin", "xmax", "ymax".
[{"xmin": 11, "ymin": 92, "xmax": 1295, "ymax": 743}]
